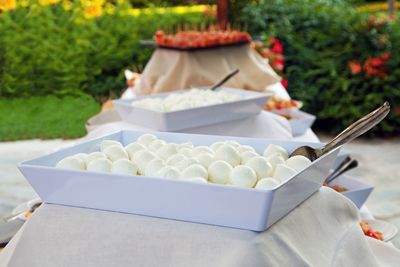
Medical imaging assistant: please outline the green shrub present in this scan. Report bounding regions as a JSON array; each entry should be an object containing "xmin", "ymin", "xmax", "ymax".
[
  {"xmin": 0, "ymin": 94, "xmax": 100, "ymax": 141},
  {"xmin": 0, "ymin": 1, "xmax": 211, "ymax": 99},
  {"xmin": 239, "ymin": 0, "xmax": 400, "ymax": 135}
]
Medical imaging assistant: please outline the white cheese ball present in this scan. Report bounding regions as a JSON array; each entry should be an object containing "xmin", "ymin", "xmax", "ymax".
[
  {"xmin": 177, "ymin": 142, "xmax": 194, "ymax": 150},
  {"xmin": 157, "ymin": 144, "xmax": 178, "ymax": 160},
  {"xmin": 263, "ymin": 144, "xmax": 288, "ymax": 160},
  {"xmin": 137, "ymin": 134, "xmax": 158, "ymax": 147},
  {"xmin": 208, "ymin": 160, "xmax": 232, "ymax": 184},
  {"xmin": 74, "ymin": 153, "xmax": 89, "ymax": 163},
  {"xmin": 182, "ymin": 164, "xmax": 208, "ymax": 180},
  {"xmin": 166, "ymin": 154, "xmax": 186, "ymax": 166},
  {"xmin": 87, "ymin": 158, "xmax": 112, "ymax": 172},
  {"xmin": 265, "ymin": 153, "xmax": 286, "ymax": 169},
  {"xmin": 237, "ymin": 145, "xmax": 256, "ymax": 154},
  {"xmin": 285, "ymin": 156, "xmax": 312, "ymax": 172},
  {"xmin": 215, "ymin": 144, "xmax": 240, "ymax": 167},
  {"xmin": 145, "ymin": 158, "xmax": 166, "ymax": 176},
  {"xmin": 134, "ymin": 150, "xmax": 157, "ymax": 174},
  {"xmin": 174, "ymin": 158, "xmax": 199, "ymax": 171},
  {"xmin": 103, "ymin": 145, "xmax": 129, "ymax": 162},
  {"xmin": 178, "ymin": 147, "xmax": 192, "ymax": 157},
  {"xmin": 187, "ymin": 177, "xmax": 208, "ymax": 183},
  {"xmin": 225, "ymin": 140, "xmax": 241, "ymax": 148},
  {"xmin": 194, "ymin": 153, "xmax": 215, "ymax": 168},
  {"xmin": 100, "ymin": 140, "xmax": 123, "ymax": 152},
  {"xmin": 192, "ymin": 146, "xmax": 214, "ymax": 156},
  {"xmin": 158, "ymin": 166, "xmax": 181, "ymax": 179},
  {"xmin": 56, "ymin": 156, "xmax": 85, "ymax": 170},
  {"xmin": 273, "ymin": 164, "xmax": 297, "ymax": 183},
  {"xmin": 240, "ymin": 151, "xmax": 259, "ymax": 164},
  {"xmin": 245, "ymin": 156, "xmax": 273, "ymax": 179},
  {"xmin": 229, "ymin": 165, "xmax": 257, "ymax": 188},
  {"xmin": 111, "ymin": 159, "xmax": 138, "ymax": 175},
  {"xmin": 84, "ymin": 152, "xmax": 107, "ymax": 165},
  {"xmin": 255, "ymin": 178, "xmax": 280, "ymax": 190},
  {"xmin": 210, "ymin": 141, "xmax": 225, "ymax": 151},
  {"xmin": 148, "ymin": 139, "xmax": 167, "ymax": 152},
  {"xmin": 125, "ymin": 142, "xmax": 146, "ymax": 160}
]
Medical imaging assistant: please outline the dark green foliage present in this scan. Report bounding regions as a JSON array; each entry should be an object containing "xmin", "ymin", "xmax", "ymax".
[
  {"xmin": 0, "ymin": 95, "xmax": 100, "ymax": 140},
  {"xmin": 239, "ymin": 0, "xmax": 400, "ymax": 136}
]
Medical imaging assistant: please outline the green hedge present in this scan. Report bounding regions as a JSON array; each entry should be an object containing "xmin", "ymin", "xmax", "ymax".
[
  {"xmin": 0, "ymin": 1, "xmax": 211, "ymax": 99},
  {"xmin": 239, "ymin": 0, "xmax": 400, "ymax": 135}
]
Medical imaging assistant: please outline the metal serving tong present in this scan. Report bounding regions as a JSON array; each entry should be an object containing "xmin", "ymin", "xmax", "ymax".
[
  {"xmin": 210, "ymin": 68, "xmax": 240, "ymax": 91},
  {"xmin": 324, "ymin": 156, "xmax": 359, "ymax": 184}
]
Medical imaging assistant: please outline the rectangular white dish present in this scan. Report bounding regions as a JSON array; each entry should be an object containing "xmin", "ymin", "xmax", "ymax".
[
  {"xmin": 18, "ymin": 130, "xmax": 340, "ymax": 231},
  {"xmin": 271, "ymin": 109, "xmax": 316, "ymax": 136},
  {"xmin": 328, "ymin": 174, "xmax": 374, "ymax": 209},
  {"xmin": 113, "ymin": 87, "xmax": 271, "ymax": 131}
]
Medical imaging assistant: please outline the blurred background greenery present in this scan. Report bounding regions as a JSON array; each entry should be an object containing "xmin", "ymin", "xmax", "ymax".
[{"xmin": 0, "ymin": 0, "xmax": 398, "ymax": 140}]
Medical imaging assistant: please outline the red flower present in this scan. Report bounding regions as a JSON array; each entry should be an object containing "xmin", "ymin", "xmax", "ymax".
[
  {"xmin": 281, "ymin": 79, "xmax": 288, "ymax": 89},
  {"xmin": 348, "ymin": 60, "xmax": 362, "ymax": 74},
  {"xmin": 272, "ymin": 56, "xmax": 285, "ymax": 71},
  {"xmin": 382, "ymin": 53, "xmax": 391, "ymax": 60},
  {"xmin": 270, "ymin": 39, "xmax": 283, "ymax": 54}
]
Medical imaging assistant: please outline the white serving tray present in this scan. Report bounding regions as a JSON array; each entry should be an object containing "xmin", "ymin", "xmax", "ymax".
[
  {"xmin": 271, "ymin": 109, "xmax": 316, "ymax": 136},
  {"xmin": 113, "ymin": 87, "xmax": 271, "ymax": 131},
  {"xmin": 328, "ymin": 174, "xmax": 374, "ymax": 209},
  {"xmin": 18, "ymin": 131, "xmax": 340, "ymax": 231}
]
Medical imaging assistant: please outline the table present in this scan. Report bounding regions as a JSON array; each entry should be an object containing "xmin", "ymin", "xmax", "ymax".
[
  {"xmin": 1, "ymin": 110, "xmax": 400, "ymax": 266},
  {"xmin": 135, "ymin": 45, "xmax": 281, "ymax": 96}
]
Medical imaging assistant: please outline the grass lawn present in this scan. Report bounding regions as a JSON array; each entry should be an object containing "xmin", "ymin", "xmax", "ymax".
[{"xmin": 0, "ymin": 95, "xmax": 100, "ymax": 141}]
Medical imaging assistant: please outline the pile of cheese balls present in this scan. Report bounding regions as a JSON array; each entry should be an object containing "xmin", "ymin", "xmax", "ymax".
[
  {"xmin": 56, "ymin": 134, "xmax": 312, "ymax": 190},
  {"xmin": 132, "ymin": 89, "xmax": 242, "ymax": 112}
]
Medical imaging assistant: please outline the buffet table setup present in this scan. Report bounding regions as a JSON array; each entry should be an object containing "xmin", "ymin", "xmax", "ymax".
[{"xmin": 1, "ymin": 29, "xmax": 399, "ymax": 266}]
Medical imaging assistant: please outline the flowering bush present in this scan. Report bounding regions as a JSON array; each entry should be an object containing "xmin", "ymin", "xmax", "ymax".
[{"xmin": 240, "ymin": 0, "xmax": 400, "ymax": 136}]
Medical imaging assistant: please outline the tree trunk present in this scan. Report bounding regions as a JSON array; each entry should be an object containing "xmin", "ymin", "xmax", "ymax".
[
  {"xmin": 217, "ymin": 0, "xmax": 229, "ymax": 30},
  {"xmin": 388, "ymin": 0, "xmax": 396, "ymax": 17}
]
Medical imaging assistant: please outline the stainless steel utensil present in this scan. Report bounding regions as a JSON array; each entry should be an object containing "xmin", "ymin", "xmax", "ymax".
[
  {"xmin": 210, "ymin": 69, "xmax": 239, "ymax": 91},
  {"xmin": 325, "ymin": 157, "xmax": 358, "ymax": 184},
  {"xmin": 290, "ymin": 101, "xmax": 390, "ymax": 161}
]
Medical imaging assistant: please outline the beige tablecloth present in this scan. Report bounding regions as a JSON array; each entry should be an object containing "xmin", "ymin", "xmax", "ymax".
[
  {"xmin": 136, "ymin": 45, "xmax": 281, "ymax": 96},
  {"xmin": 2, "ymin": 187, "xmax": 399, "ymax": 267}
]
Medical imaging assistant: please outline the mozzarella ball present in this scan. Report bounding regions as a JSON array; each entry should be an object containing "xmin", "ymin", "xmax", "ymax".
[
  {"xmin": 56, "ymin": 156, "xmax": 85, "ymax": 170},
  {"xmin": 100, "ymin": 140, "xmax": 123, "ymax": 152},
  {"xmin": 137, "ymin": 134, "xmax": 158, "ymax": 147},
  {"xmin": 187, "ymin": 177, "xmax": 208, "ymax": 183},
  {"xmin": 103, "ymin": 145, "xmax": 129, "ymax": 162},
  {"xmin": 237, "ymin": 145, "xmax": 256, "ymax": 154},
  {"xmin": 255, "ymin": 178, "xmax": 280, "ymax": 190},
  {"xmin": 87, "ymin": 158, "xmax": 112, "ymax": 172},
  {"xmin": 125, "ymin": 142, "xmax": 146, "ymax": 160},
  {"xmin": 265, "ymin": 153, "xmax": 286, "ymax": 169},
  {"xmin": 111, "ymin": 159, "xmax": 138, "ymax": 175},
  {"xmin": 182, "ymin": 164, "xmax": 208, "ymax": 180},
  {"xmin": 178, "ymin": 147, "xmax": 192, "ymax": 157},
  {"xmin": 84, "ymin": 152, "xmax": 106, "ymax": 166},
  {"xmin": 134, "ymin": 150, "xmax": 157, "ymax": 174},
  {"xmin": 245, "ymin": 156, "xmax": 273, "ymax": 179},
  {"xmin": 74, "ymin": 153, "xmax": 88, "ymax": 163},
  {"xmin": 148, "ymin": 139, "xmax": 167, "ymax": 152},
  {"xmin": 166, "ymin": 154, "xmax": 186, "ymax": 166},
  {"xmin": 215, "ymin": 145, "xmax": 240, "ymax": 167},
  {"xmin": 145, "ymin": 158, "xmax": 166, "ymax": 176},
  {"xmin": 157, "ymin": 144, "xmax": 178, "ymax": 160},
  {"xmin": 174, "ymin": 158, "xmax": 199, "ymax": 171},
  {"xmin": 192, "ymin": 146, "xmax": 214, "ymax": 156},
  {"xmin": 210, "ymin": 141, "xmax": 225, "ymax": 151},
  {"xmin": 273, "ymin": 164, "xmax": 297, "ymax": 183},
  {"xmin": 208, "ymin": 160, "xmax": 232, "ymax": 184},
  {"xmin": 263, "ymin": 144, "xmax": 288, "ymax": 160},
  {"xmin": 229, "ymin": 165, "xmax": 257, "ymax": 188},
  {"xmin": 240, "ymin": 151, "xmax": 259, "ymax": 164},
  {"xmin": 158, "ymin": 166, "xmax": 181, "ymax": 179},
  {"xmin": 194, "ymin": 153, "xmax": 215, "ymax": 168},
  {"xmin": 177, "ymin": 142, "xmax": 194, "ymax": 150},
  {"xmin": 225, "ymin": 140, "xmax": 241, "ymax": 148},
  {"xmin": 285, "ymin": 155, "xmax": 312, "ymax": 172}
]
